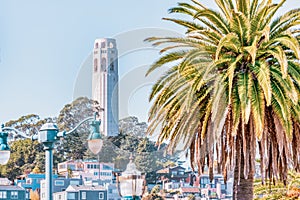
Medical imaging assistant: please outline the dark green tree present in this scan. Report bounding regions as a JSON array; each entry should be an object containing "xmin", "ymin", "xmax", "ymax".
[
  {"xmin": 0, "ymin": 139, "xmax": 43, "ymax": 180},
  {"xmin": 56, "ymin": 97, "xmax": 95, "ymax": 161},
  {"xmin": 135, "ymin": 138, "xmax": 163, "ymax": 183}
]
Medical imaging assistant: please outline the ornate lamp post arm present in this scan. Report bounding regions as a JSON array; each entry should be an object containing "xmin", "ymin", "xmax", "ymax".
[
  {"xmin": 58, "ymin": 112, "xmax": 97, "ymax": 137},
  {"xmin": 1, "ymin": 125, "xmax": 32, "ymax": 139}
]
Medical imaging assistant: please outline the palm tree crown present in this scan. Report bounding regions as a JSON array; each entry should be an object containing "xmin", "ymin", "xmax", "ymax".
[{"xmin": 146, "ymin": 0, "xmax": 300, "ymax": 192}]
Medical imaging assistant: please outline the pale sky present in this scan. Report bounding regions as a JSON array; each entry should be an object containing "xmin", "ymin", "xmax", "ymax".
[{"xmin": 0, "ymin": 0, "xmax": 295, "ymax": 124}]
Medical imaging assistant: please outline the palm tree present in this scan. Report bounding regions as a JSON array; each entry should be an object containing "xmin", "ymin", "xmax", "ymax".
[{"xmin": 146, "ymin": 0, "xmax": 300, "ymax": 199}]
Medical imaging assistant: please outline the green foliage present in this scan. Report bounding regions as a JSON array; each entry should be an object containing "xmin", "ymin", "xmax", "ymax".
[
  {"xmin": 142, "ymin": 185, "xmax": 164, "ymax": 200},
  {"xmin": 187, "ymin": 194, "xmax": 195, "ymax": 200},
  {"xmin": 254, "ymin": 171, "xmax": 300, "ymax": 200},
  {"xmin": 0, "ymin": 139, "xmax": 43, "ymax": 180},
  {"xmin": 135, "ymin": 138, "xmax": 163, "ymax": 183},
  {"xmin": 0, "ymin": 113, "xmax": 47, "ymax": 180}
]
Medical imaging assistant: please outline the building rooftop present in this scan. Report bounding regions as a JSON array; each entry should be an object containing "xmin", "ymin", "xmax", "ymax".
[
  {"xmin": 180, "ymin": 187, "xmax": 200, "ymax": 193},
  {"xmin": 0, "ymin": 185, "xmax": 25, "ymax": 191},
  {"xmin": 66, "ymin": 185, "xmax": 106, "ymax": 192},
  {"xmin": 0, "ymin": 178, "xmax": 11, "ymax": 185}
]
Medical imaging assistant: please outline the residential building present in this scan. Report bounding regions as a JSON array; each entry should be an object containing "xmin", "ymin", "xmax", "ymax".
[
  {"xmin": 163, "ymin": 181, "xmax": 191, "ymax": 191},
  {"xmin": 40, "ymin": 177, "xmax": 83, "ymax": 200},
  {"xmin": 53, "ymin": 185, "xmax": 107, "ymax": 200},
  {"xmin": 199, "ymin": 174, "xmax": 231, "ymax": 199},
  {"xmin": 177, "ymin": 187, "xmax": 200, "ymax": 198},
  {"xmin": 156, "ymin": 166, "xmax": 188, "ymax": 183},
  {"xmin": 0, "ymin": 179, "xmax": 10, "ymax": 186},
  {"xmin": 92, "ymin": 38, "xmax": 119, "ymax": 137},
  {"xmin": 15, "ymin": 173, "xmax": 58, "ymax": 192},
  {"xmin": 0, "ymin": 185, "xmax": 29, "ymax": 200},
  {"xmin": 57, "ymin": 160, "xmax": 114, "ymax": 183},
  {"xmin": 105, "ymin": 183, "xmax": 121, "ymax": 200}
]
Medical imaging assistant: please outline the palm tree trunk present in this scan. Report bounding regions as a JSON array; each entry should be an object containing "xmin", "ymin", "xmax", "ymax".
[{"xmin": 233, "ymin": 131, "xmax": 254, "ymax": 200}]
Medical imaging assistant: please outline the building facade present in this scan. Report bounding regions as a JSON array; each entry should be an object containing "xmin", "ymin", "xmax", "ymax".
[
  {"xmin": 15, "ymin": 173, "xmax": 59, "ymax": 192},
  {"xmin": 53, "ymin": 185, "xmax": 107, "ymax": 200},
  {"xmin": 40, "ymin": 177, "xmax": 83, "ymax": 200},
  {"xmin": 0, "ymin": 185, "xmax": 29, "ymax": 200},
  {"xmin": 57, "ymin": 160, "xmax": 114, "ymax": 183},
  {"xmin": 92, "ymin": 38, "xmax": 119, "ymax": 137}
]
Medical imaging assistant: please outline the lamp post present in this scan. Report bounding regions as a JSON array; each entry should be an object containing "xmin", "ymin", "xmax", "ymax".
[
  {"xmin": 0, "ymin": 112, "xmax": 103, "ymax": 200},
  {"xmin": 116, "ymin": 154, "xmax": 146, "ymax": 200}
]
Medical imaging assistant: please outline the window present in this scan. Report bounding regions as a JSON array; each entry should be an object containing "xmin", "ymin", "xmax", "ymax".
[
  {"xmin": 55, "ymin": 180, "xmax": 64, "ymax": 186},
  {"xmin": 0, "ymin": 191, "xmax": 7, "ymax": 199},
  {"xmin": 11, "ymin": 191, "xmax": 18, "ymax": 199},
  {"xmin": 82, "ymin": 192, "xmax": 86, "ymax": 199},
  {"xmin": 101, "ymin": 42, "xmax": 106, "ymax": 48},
  {"xmin": 70, "ymin": 180, "xmax": 80, "ymax": 185},
  {"xmin": 68, "ymin": 164, "xmax": 76, "ymax": 170},
  {"xmin": 101, "ymin": 58, "xmax": 107, "ymax": 71},
  {"xmin": 102, "ymin": 165, "xmax": 113, "ymax": 170},
  {"xmin": 67, "ymin": 192, "xmax": 75, "ymax": 200},
  {"xmin": 94, "ymin": 59, "xmax": 98, "ymax": 72},
  {"xmin": 99, "ymin": 192, "xmax": 104, "ymax": 199},
  {"xmin": 41, "ymin": 182, "xmax": 46, "ymax": 188},
  {"xmin": 87, "ymin": 164, "xmax": 91, "ymax": 169},
  {"xmin": 110, "ymin": 58, "xmax": 114, "ymax": 71},
  {"xmin": 95, "ymin": 43, "xmax": 99, "ymax": 49},
  {"xmin": 171, "ymin": 171, "xmax": 177, "ymax": 176},
  {"xmin": 59, "ymin": 164, "xmax": 66, "ymax": 170},
  {"xmin": 221, "ymin": 184, "xmax": 226, "ymax": 190}
]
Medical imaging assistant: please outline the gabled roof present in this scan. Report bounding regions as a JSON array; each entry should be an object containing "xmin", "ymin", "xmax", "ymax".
[
  {"xmin": 0, "ymin": 185, "xmax": 25, "ymax": 191},
  {"xmin": 66, "ymin": 185, "xmax": 106, "ymax": 192},
  {"xmin": 157, "ymin": 168, "xmax": 169, "ymax": 174}
]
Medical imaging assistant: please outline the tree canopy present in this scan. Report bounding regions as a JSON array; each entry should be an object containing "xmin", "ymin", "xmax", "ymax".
[{"xmin": 0, "ymin": 97, "xmax": 177, "ymax": 182}]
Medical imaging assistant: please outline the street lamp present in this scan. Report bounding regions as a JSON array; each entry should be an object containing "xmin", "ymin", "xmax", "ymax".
[
  {"xmin": 0, "ymin": 132, "xmax": 10, "ymax": 165},
  {"xmin": 0, "ymin": 112, "xmax": 103, "ymax": 200},
  {"xmin": 116, "ymin": 154, "xmax": 146, "ymax": 200}
]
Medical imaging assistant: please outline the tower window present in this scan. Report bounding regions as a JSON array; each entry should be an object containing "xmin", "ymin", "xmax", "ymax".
[
  {"xmin": 95, "ymin": 43, "xmax": 99, "ymax": 49},
  {"xmin": 94, "ymin": 59, "xmax": 98, "ymax": 72},
  {"xmin": 110, "ymin": 58, "xmax": 114, "ymax": 71},
  {"xmin": 101, "ymin": 42, "xmax": 106, "ymax": 48},
  {"xmin": 101, "ymin": 58, "xmax": 107, "ymax": 72}
]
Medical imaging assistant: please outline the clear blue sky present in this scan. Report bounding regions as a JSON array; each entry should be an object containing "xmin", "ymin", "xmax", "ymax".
[{"xmin": 0, "ymin": 0, "xmax": 294, "ymax": 124}]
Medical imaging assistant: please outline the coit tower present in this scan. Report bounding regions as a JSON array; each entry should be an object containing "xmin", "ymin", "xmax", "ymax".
[{"xmin": 92, "ymin": 38, "xmax": 119, "ymax": 137}]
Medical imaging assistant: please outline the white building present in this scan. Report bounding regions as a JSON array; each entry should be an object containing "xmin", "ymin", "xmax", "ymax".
[
  {"xmin": 57, "ymin": 160, "xmax": 114, "ymax": 183},
  {"xmin": 92, "ymin": 38, "xmax": 119, "ymax": 137}
]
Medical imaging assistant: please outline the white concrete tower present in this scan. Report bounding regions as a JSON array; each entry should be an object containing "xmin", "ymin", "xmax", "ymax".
[{"xmin": 92, "ymin": 38, "xmax": 119, "ymax": 137}]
